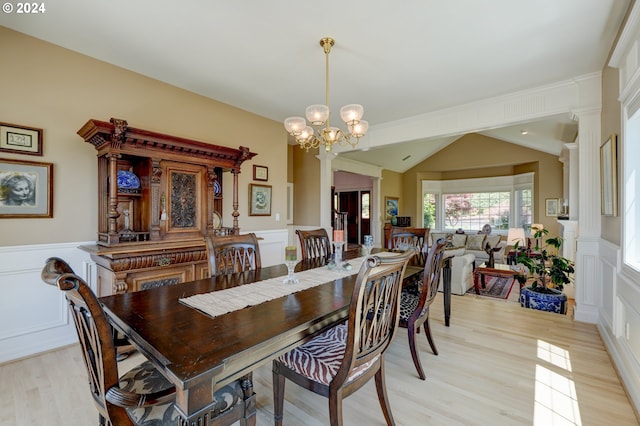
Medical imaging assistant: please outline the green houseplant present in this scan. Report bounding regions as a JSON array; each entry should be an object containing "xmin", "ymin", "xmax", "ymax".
[{"xmin": 514, "ymin": 227, "xmax": 575, "ymax": 314}]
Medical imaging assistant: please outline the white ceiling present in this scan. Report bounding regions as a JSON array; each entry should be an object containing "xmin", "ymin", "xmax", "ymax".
[{"xmin": 0, "ymin": 1, "xmax": 628, "ymax": 172}]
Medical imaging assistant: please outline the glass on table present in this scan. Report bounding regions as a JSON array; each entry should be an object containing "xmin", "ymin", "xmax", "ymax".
[{"xmin": 283, "ymin": 246, "xmax": 299, "ymax": 284}]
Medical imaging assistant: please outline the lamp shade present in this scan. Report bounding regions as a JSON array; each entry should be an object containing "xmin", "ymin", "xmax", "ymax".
[
  {"xmin": 305, "ymin": 104, "xmax": 330, "ymax": 125},
  {"xmin": 339, "ymin": 104, "xmax": 364, "ymax": 123},
  {"xmin": 507, "ymin": 228, "xmax": 526, "ymax": 247},
  {"xmin": 531, "ymin": 223, "xmax": 544, "ymax": 233},
  {"xmin": 284, "ymin": 117, "xmax": 306, "ymax": 135}
]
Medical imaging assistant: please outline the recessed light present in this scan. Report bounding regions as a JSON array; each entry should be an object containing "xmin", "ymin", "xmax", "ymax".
[{"xmin": 521, "ymin": 130, "xmax": 529, "ymax": 135}]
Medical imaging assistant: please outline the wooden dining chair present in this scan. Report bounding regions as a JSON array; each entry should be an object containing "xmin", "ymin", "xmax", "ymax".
[
  {"xmin": 296, "ymin": 228, "xmax": 332, "ymax": 260},
  {"xmin": 272, "ymin": 249, "xmax": 415, "ymax": 426},
  {"xmin": 398, "ymin": 238, "xmax": 447, "ymax": 380},
  {"xmin": 387, "ymin": 227, "xmax": 428, "ymax": 252},
  {"xmin": 205, "ymin": 232, "xmax": 261, "ymax": 275},
  {"xmin": 41, "ymin": 257, "xmax": 249, "ymax": 426}
]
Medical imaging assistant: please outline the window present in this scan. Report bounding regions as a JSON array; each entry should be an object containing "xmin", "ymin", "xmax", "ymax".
[
  {"xmin": 423, "ymin": 193, "xmax": 436, "ymax": 228},
  {"xmin": 623, "ymin": 104, "xmax": 640, "ymax": 273},
  {"xmin": 444, "ymin": 192, "xmax": 510, "ymax": 231},
  {"xmin": 361, "ymin": 192, "xmax": 370, "ymax": 219},
  {"xmin": 422, "ymin": 174, "xmax": 534, "ymax": 233}
]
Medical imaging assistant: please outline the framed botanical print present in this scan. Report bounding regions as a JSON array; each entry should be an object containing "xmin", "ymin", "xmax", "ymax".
[
  {"xmin": 249, "ymin": 183, "xmax": 271, "ymax": 216},
  {"xmin": 0, "ymin": 158, "xmax": 53, "ymax": 218}
]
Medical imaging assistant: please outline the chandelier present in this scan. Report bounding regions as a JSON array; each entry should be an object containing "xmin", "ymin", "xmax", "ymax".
[{"xmin": 284, "ymin": 37, "xmax": 368, "ymax": 152}]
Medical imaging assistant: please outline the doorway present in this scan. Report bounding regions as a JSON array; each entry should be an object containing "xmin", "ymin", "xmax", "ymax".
[{"xmin": 335, "ymin": 190, "xmax": 371, "ymax": 244}]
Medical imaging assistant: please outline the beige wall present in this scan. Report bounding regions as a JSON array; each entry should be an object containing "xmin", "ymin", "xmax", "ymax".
[
  {"xmin": 601, "ymin": 66, "xmax": 622, "ymax": 245},
  {"xmin": 291, "ymin": 147, "xmax": 320, "ymax": 225},
  {"xmin": 0, "ymin": 28, "xmax": 287, "ymax": 246},
  {"xmin": 402, "ymin": 133, "xmax": 563, "ymax": 234}
]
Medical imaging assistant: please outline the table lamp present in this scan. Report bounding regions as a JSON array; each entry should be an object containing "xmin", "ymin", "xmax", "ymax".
[{"xmin": 507, "ymin": 228, "xmax": 526, "ymax": 250}]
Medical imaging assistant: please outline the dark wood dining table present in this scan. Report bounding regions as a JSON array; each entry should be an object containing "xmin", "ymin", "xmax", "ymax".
[{"xmin": 99, "ymin": 246, "xmax": 451, "ymax": 424}]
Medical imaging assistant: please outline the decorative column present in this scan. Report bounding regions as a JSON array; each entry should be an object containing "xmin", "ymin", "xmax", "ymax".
[{"xmin": 572, "ymin": 107, "xmax": 602, "ymax": 323}]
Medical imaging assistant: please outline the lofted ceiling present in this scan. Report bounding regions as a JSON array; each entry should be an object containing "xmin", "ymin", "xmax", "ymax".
[{"xmin": 0, "ymin": 1, "xmax": 628, "ymax": 172}]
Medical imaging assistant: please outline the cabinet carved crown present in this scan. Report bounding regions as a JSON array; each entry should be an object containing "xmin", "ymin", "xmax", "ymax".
[{"xmin": 78, "ymin": 117, "xmax": 257, "ymax": 246}]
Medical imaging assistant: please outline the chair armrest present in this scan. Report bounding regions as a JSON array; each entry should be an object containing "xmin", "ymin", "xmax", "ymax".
[{"xmin": 106, "ymin": 384, "xmax": 175, "ymax": 408}]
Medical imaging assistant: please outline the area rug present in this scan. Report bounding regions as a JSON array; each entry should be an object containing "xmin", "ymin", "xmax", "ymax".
[{"xmin": 466, "ymin": 275, "xmax": 516, "ymax": 299}]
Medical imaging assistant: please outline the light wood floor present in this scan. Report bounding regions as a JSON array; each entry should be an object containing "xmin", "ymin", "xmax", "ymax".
[{"xmin": 2, "ymin": 291, "xmax": 638, "ymax": 425}]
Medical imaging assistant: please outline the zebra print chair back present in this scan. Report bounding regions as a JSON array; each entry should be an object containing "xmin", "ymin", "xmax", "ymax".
[{"xmin": 272, "ymin": 249, "xmax": 415, "ymax": 426}]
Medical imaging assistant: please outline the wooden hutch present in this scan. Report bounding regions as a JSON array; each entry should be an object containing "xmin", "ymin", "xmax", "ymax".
[{"xmin": 78, "ymin": 118, "xmax": 256, "ymax": 296}]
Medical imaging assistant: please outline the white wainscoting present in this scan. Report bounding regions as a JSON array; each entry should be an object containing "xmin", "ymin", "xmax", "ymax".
[
  {"xmin": 597, "ymin": 239, "xmax": 640, "ymax": 412},
  {"xmin": 0, "ymin": 242, "xmax": 95, "ymax": 364},
  {"xmin": 247, "ymin": 228, "xmax": 289, "ymax": 267}
]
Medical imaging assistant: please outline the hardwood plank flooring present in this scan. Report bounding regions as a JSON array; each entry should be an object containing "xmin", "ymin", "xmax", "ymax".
[{"xmin": 1, "ymin": 292, "xmax": 638, "ymax": 425}]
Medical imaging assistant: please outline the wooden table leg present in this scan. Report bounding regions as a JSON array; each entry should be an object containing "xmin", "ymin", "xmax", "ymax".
[
  {"xmin": 443, "ymin": 258, "xmax": 451, "ymax": 327},
  {"xmin": 473, "ymin": 270, "xmax": 481, "ymax": 294}
]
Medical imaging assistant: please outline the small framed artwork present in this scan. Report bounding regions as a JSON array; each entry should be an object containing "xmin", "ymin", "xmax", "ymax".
[
  {"xmin": 0, "ymin": 122, "xmax": 43, "ymax": 156},
  {"xmin": 385, "ymin": 196, "xmax": 399, "ymax": 220},
  {"xmin": 253, "ymin": 165, "xmax": 268, "ymax": 181},
  {"xmin": 600, "ymin": 134, "xmax": 618, "ymax": 216},
  {"xmin": 249, "ymin": 183, "xmax": 272, "ymax": 216},
  {"xmin": 0, "ymin": 158, "xmax": 53, "ymax": 218},
  {"xmin": 545, "ymin": 198, "xmax": 559, "ymax": 217}
]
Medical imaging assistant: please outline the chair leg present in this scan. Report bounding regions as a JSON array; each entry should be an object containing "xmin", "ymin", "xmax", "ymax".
[
  {"xmin": 407, "ymin": 322, "xmax": 426, "ymax": 380},
  {"xmin": 272, "ymin": 362, "xmax": 286, "ymax": 426},
  {"xmin": 328, "ymin": 389, "xmax": 344, "ymax": 426},
  {"xmin": 374, "ymin": 362, "xmax": 396, "ymax": 426},
  {"xmin": 423, "ymin": 316, "xmax": 438, "ymax": 356}
]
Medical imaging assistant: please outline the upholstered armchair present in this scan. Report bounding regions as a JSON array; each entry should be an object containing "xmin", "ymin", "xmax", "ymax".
[{"xmin": 438, "ymin": 251, "xmax": 476, "ymax": 295}]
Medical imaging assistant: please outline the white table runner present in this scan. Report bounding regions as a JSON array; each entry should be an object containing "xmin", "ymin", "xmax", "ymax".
[{"xmin": 179, "ymin": 257, "xmax": 368, "ymax": 319}]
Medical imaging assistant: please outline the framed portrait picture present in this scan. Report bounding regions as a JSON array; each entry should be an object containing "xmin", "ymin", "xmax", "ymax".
[
  {"xmin": 385, "ymin": 196, "xmax": 399, "ymax": 220},
  {"xmin": 545, "ymin": 198, "xmax": 559, "ymax": 217},
  {"xmin": 0, "ymin": 122, "xmax": 43, "ymax": 156},
  {"xmin": 600, "ymin": 134, "xmax": 618, "ymax": 216},
  {"xmin": 0, "ymin": 158, "xmax": 53, "ymax": 218},
  {"xmin": 249, "ymin": 183, "xmax": 272, "ymax": 216},
  {"xmin": 253, "ymin": 165, "xmax": 268, "ymax": 181}
]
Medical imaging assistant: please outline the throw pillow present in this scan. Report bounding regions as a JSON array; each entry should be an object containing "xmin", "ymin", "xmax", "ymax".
[
  {"xmin": 466, "ymin": 234, "xmax": 485, "ymax": 251},
  {"xmin": 485, "ymin": 235, "xmax": 501, "ymax": 249},
  {"xmin": 451, "ymin": 234, "xmax": 467, "ymax": 247},
  {"xmin": 430, "ymin": 232, "xmax": 450, "ymax": 246}
]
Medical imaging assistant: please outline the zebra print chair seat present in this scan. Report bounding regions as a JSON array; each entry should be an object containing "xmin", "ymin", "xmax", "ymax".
[
  {"xmin": 272, "ymin": 250, "xmax": 414, "ymax": 426},
  {"xmin": 398, "ymin": 239, "xmax": 447, "ymax": 380}
]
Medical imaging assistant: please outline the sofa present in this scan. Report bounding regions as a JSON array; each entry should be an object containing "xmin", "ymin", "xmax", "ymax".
[{"xmin": 429, "ymin": 231, "xmax": 507, "ymax": 264}]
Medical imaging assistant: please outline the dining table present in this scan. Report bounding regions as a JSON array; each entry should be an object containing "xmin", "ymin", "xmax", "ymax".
[{"xmin": 99, "ymin": 245, "xmax": 451, "ymax": 424}]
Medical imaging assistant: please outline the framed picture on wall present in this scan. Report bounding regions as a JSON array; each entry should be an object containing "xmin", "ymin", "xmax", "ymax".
[
  {"xmin": 253, "ymin": 165, "xmax": 268, "ymax": 181},
  {"xmin": 545, "ymin": 198, "xmax": 559, "ymax": 217},
  {"xmin": 385, "ymin": 196, "xmax": 399, "ymax": 220},
  {"xmin": 0, "ymin": 158, "xmax": 53, "ymax": 218},
  {"xmin": 600, "ymin": 134, "xmax": 618, "ymax": 216},
  {"xmin": 0, "ymin": 122, "xmax": 43, "ymax": 156},
  {"xmin": 249, "ymin": 183, "xmax": 272, "ymax": 216}
]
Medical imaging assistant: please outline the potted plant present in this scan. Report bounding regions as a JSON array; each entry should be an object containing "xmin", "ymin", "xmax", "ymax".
[{"xmin": 513, "ymin": 227, "xmax": 575, "ymax": 314}]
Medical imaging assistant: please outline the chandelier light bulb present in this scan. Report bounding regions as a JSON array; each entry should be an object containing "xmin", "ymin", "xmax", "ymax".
[{"xmin": 350, "ymin": 120, "xmax": 369, "ymax": 138}]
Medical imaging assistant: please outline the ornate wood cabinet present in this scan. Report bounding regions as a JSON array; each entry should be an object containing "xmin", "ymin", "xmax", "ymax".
[{"xmin": 78, "ymin": 118, "xmax": 256, "ymax": 296}]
